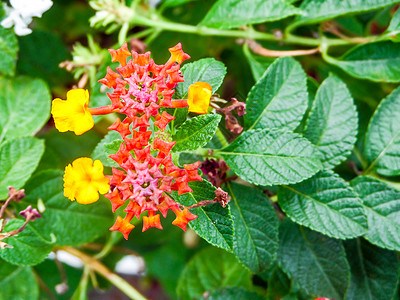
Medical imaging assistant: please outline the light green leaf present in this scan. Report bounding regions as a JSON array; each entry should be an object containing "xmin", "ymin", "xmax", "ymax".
[
  {"xmin": 364, "ymin": 85, "xmax": 400, "ymax": 176},
  {"xmin": 388, "ymin": 8, "xmax": 400, "ymax": 32},
  {"xmin": 243, "ymin": 43, "xmax": 275, "ymax": 81},
  {"xmin": 351, "ymin": 176, "xmax": 400, "ymax": 251},
  {"xmin": 172, "ymin": 114, "xmax": 221, "ymax": 152},
  {"xmin": 304, "ymin": 74, "xmax": 358, "ymax": 168},
  {"xmin": 0, "ymin": 260, "xmax": 39, "ymax": 300},
  {"xmin": 227, "ymin": 182, "xmax": 279, "ymax": 273},
  {"xmin": 91, "ymin": 131, "xmax": 121, "ymax": 168},
  {"xmin": 278, "ymin": 220, "xmax": 350, "ymax": 299},
  {"xmin": 208, "ymin": 287, "xmax": 264, "ymax": 300},
  {"xmin": 177, "ymin": 247, "xmax": 252, "ymax": 299},
  {"xmin": 244, "ymin": 57, "xmax": 308, "ymax": 131},
  {"xmin": 0, "ymin": 137, "xmax": 45, "ymax": 200},
  {"xmin": 325, "ymin": 41, "xmax": 400, "ymax": 83},
  {"xmin": 175, "ymin": 58, "xmax": 226, "ymax": 99},
  {"xmin": 0, "ymin": 27, "xmax": 18, "ymax": 76},
  {"xmin": 216, "ymin": 129, "xmax": 322, "ymax": 186},
  {"xmin": 18, "ymin": 170, "xmax": 113, "ymax": 246},
  {"xmin": 200, "ymin": 0, "xmax": 301, "ymax": 29},
  {"xmin": 0, "ymin": 76, "xmax": 51, "ymax": 142},
  {"xmin": 344, "ymin": 239, "xmax": 399, "ymax": 300},
  {"xmin": 278, "ymin": 171, "xmax": 367, "ymax": 239},
  {"xmin": 295, "ymin": 0, "xmax": 400, "ymax": 25},
  {"xmin": 170, "ymin": 181, "xmax": 233, "ymax": 251},
  {"xmin": 0, "ymin": 220, "xmax": 54, "ymax": 266}
]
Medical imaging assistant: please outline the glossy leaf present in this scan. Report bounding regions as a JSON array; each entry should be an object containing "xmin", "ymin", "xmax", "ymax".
[
  {"xmin": 216, "ymin": 129, "xmax": 322, "ymax": 186},
  {"xmin": 244, "ymin": 57, "xmax": 308, "ymax": 131},
  {"xmin": 200, "ymin": 0, "xmax": 300, "ymax": 29},
  {"xmin": 344, "ymin": 239, "xmax": 399, "ymax": 300},
  {"xmin": 0, "ymin": 27, "xmax": 18, "ymax": 76},
  {"xmin": 175, "ymin": 58, "xmax": 226, "ymax": 99},
  {"xmin": 227, "ymin": 182, "xmax": 279, "ymax": 273},
  {"xmin": 170, "ymin": 181, "xmax": 233, "ymax": 251},
  {"xmin": 326, "ymin": 41, "xmax": 400, "ymax": 82},
  {"xmin": 0, "ymin": 76, "xmax": 51, "ymax": 141},
  {"xmin": 351, "ymin": 176, "xmax": 400, "ymax": 251},
  {"xmin": 304, "ymin": 74, "xmax": 358, "ymax": 168},
  {"xmin": 0, "ymin": 137, "xmax": 45, "ymax": 199},
  {"xmin": 91, "ymin": 131, "xmax": 121, "ymax": 168},
  {"xmin": 177, "ymin": 247, "xmax": 252, "ymax": 299},
  {"xmin": 278, "ymin": 220, "xmax": 350, "ymax": 299},
  {"xmin": 0, "ymin": 220, "xmax": 54, "ymax": 266},
  {"xmin": 172, "ymin": 114, "xmax": 221, "ymax": 152},
  {"xmin": 278, "ymin": 171, "xmax": 367, "ymax": 239},
  {"xmin": 208, "ymin": 287, "xmax": 264, "ymax": 300},
  {"xmin": 364, "ymin": 85, "xmax": 400, "ymax": 176},
  {"xmin": 18, "ymin": 170, "xmax": 113, "ymax": 246},
  {"xmin": 388, "ymin": 8, "xmax": 400, "ymax": 32}
]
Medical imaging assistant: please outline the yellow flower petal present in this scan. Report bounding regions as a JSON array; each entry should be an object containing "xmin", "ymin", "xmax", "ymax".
[
  {"xmin": 51, "ymin": 89, "xmax": 94, "ymax": 135},
  {"xmin": 63, "ymin": 157, "xmax": 110, "ymax": 205},
  {"xmin": 187, "ymin": 82, "xmax": 212, "ymax": 114}
]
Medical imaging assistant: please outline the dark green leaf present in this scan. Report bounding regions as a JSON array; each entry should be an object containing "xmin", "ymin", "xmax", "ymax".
[
  {"xmin": 200, "ymin": 0, "xmax": 300, "ymax": 29},
  {"xmin": 0, "ymin": 137, "xmax": 45, "ymax": 199},
  {"xmin": 0, "ymin": 76, "xmax": 51, "ymax": 141},
  {"xmin": 0, "ymin": 27, "xmax": 18, "ymax": 76},
  {"xmin": 208, "ymin": 287, "xmax": 264, "ymax": 300},
  {"xmin": 351, "ymin": 176, "xmax": 400, "ymax": 251},
  {"xmin": 344, "ymin": 239, "xmax": 399, "ymax": 300},
  {"xmin": 216, "ymin": 129, "xmax": 322, "ymax": 186},
  {"xmin": 244, "ymin": 57, "xmax": 308, "ymax": 131},
  {"xmin": 278, "ymin": 220, "xmax": 350, "ymax": 299},
  {"xmin": 0, "ymin": 260, "xmax": 39, "ymax": 300},
  {"xmin": 170, "ymin": 181, "xmax": 233, "ymax": 251},
  {"xmin": 304, "ymin": 74, "xmax": 358, "ymax": 168},
  {"xmin": 91, "ymin": 131, "xmax": 121, "ymax": 168},
  {"xmin": 243, "ymin": 44, "xmax": 275, "ymax": 81},
  {"xmin": 175, "ymin": 58, "xmax": 226, "ymax": 99},
  {"xmin": 278, "ymin": 171, "xmax": 367, "ymax": 239},
  {"xmin": 364, "ymin": 85, "xmax": 400, "ymax": 176},
  {"xmin": 0, "ymin": 220, "xmax": 54, "ymax": 266},
  {"xmin": 227, "ymin": 182, "xmax": 279, "ymax": 273},
  {"xmin": 172, "ymin": 114, "xmax": 221, "ymax": 152},
  {"xmin": 177, "ymin": 247, "xmax": 252, "ymax": 299},
  {"xmin": 18, "ymin": 170, "xmax": 113, "ymax": 246},
  {"xmin": 325, "ymin": 41, "xmax": 400, "ymax": 82},
  {"xmin": 295, "ymin": 0, "xmax": 400, "ymax": 25}
]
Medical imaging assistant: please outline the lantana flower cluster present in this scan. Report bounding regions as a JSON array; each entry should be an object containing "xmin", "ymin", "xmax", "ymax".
[{"xmin": 52, "ymin": 42, "xmax": 211, "ymax": 239}]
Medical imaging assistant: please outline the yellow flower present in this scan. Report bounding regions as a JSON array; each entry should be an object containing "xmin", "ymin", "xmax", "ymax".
[
  {"xmin": 187, "ymin": 82, "xmax": 212, "ymax": 114},
  {"xmin": 63, "ymin": 157, "xmax": 110, "ymax": 204},
  {"xmin": 51, "ymin": 89, "xmax": 94, "ymax": 135}
]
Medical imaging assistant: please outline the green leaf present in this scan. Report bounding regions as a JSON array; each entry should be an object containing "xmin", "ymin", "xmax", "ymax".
[
  {"xmin": 0, "ymin": 76, "xmax": 51, "ymax": 142},
  {"xmin": 170, "ymin": 181, "xmax": 233, "ymax": 251},
  {"xmin": 304, "ymin": 74, "xmax": 358, "ymax": 169},
  {"xmin": 177, "ymin": 247, "xmax": 252, "ymax": 299},
  {"xmin": 0, "ymin": 27, "xmax": 18, "ymax": 76},
  {"xmin": 344, "ymin": 239, "xmax": 399, "ymax": 300},
  {"xmin": 216, "ymin": 129, "xmax": 322, "ymax": 186},
  {"xmin": 227, "ymin": 182, "xmax": 279, "ymax": 273},
  {"xmin": 244, "ymin": 57, "xmax": 308, "ymax": 131},
  {"xmin": 0, "ymin": 220, "xmax": 54, "ymax": 266},
  {"xmin": 172, "ymin": 114, "xmax": 221, "ymax": 152},
  {"xmin": 295, "ymin": 0, "xmax": 400, "ymax": 25},
  {"xmin": 175, "ymin": 58, "xmax": 226, "ymax": 99},
  {"xmin": 325, "ymin": 41, "xmax": 400, "ymax": 83},
  {"xmin": 200, "ymin": 0, "xmax": 301, "ymax": 29},
  {"xmin": 278, "ymin": 220, "xmax": 350, "ymax": 299},
  {"xmin": 18, "ymin": 170, "xmax": 113, "ymax": 246},
  {"xmin": 0, "ymin": 137, "xmax": 45, "ymax": 200},
  {"xmin": 278, "ymin": 171, "xmax": 367, "ymax": 239},
  {"xmin": 243, "ymin": 43, "xmax": 275, "ymax": 81},
  {"xmin": 208, "ymin": 287, "xmax": 264, "ymax": 300},
  {"xmin": 0, "ymin": 260, "xmax": 39, "ymax": 300},
  {"xmin": 364, "ymin": 85, "xmax": 400, "ymax": 176},
  {"xmin": 91, "ymin": 131, "xmax": 121, "ymax": 168},
  {"xmin": 388, "ymin": 8, "xmax": 400, "ymax": 32},
  {"xmin": 350, "ymin": 176, "xmax": 400, "ymax": 251}
]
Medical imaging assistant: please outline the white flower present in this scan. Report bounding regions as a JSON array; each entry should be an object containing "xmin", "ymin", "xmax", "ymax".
[{"xmin": 1, "ymin": 0, "xmax": 53, "ymax": 36}]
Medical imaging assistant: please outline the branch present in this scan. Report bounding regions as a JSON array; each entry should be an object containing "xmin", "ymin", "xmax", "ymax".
[{"xmin": 246, "ymin": 39, "xmax": 320, "ymax": 57}]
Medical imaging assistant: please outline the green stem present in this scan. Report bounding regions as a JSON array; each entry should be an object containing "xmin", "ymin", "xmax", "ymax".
[
  {"xmin": 215, "ymin": 128, "xmax": 229, "ymax": 148},
  {"xmin": 353, "ymin": 147, "xmax": 368, "ymax": 171}
]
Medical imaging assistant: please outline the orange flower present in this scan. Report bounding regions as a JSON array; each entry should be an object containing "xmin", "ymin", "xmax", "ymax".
[
  {"xmin": 51, "ymin": 89, "xmax": 94, "ymax": 135},
  {"xmin": 187, "ymin": 82, "xmax": 212, "ymax": 114},
  {"xmin": 63, "ymin": 157, "xmax": 110, "ymax": 204}
]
